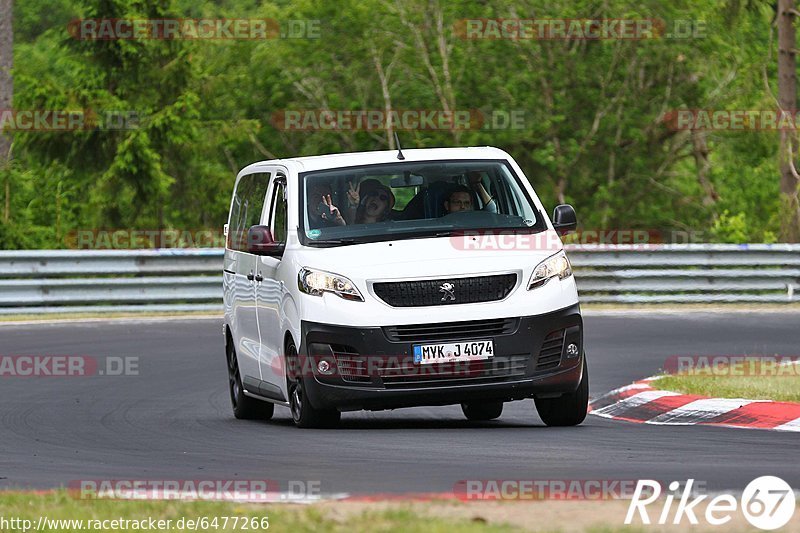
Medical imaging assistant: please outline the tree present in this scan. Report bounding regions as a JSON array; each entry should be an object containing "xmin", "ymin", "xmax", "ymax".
[
  {"xmin": 778, "ymin": 0, "xmax": 800, "ymax": 241},
  {"xmin": 0, "ymin": 0, "xmax": 12, "ymax": 224},
  {"xmin": 2, "ymin": 0, "xmax": 797, "ymax": 247}
]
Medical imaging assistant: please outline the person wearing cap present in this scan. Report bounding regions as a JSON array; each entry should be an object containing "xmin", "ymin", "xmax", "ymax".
[{"xmin": 346, "ymin": 179, "xmax": 396, "ymax": 224}]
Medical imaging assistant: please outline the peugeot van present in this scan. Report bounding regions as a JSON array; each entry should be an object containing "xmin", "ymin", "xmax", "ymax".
[{"xmin": 222, "ymin": 147, "xmax": 586, "ymax": 428}]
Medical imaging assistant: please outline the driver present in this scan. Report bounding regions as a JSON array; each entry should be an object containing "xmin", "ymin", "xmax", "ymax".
[{"xmin": 443, "ymin": 184, "xmax": 498, "ymax": 214}]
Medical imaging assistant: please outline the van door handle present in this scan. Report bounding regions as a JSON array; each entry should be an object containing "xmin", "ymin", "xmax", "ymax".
[
  {"xmin": 255, "ymin": 273, "xmax": 263, "ymax": 282},
  {"xmin": 247, "ymin": 271, "xmax": 255, "ymax": 281}
]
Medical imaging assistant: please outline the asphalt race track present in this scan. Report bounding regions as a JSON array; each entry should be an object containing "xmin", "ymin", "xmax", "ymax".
[{"xmin": 1, "ymin": 312, "xmax": 798, "ymax": 495}]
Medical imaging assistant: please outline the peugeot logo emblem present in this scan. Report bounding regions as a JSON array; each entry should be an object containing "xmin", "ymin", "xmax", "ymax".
[{"xmin": 439, "ymin": 282, "xmax": 456, "ymax": 302}]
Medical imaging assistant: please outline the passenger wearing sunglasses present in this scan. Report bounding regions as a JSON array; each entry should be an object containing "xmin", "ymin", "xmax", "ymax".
[{"xmin": 347, "ymin": 179, "xmax": 396, "ymax": 224}]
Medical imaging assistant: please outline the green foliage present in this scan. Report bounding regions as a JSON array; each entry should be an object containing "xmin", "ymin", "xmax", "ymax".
[
  {"xmin": 0, "ymin": 0, "xmax": 795, "ymax": 248},
  {"xmin": 710, "ymin": 210, "xmax": 750, "ymax": 243}
]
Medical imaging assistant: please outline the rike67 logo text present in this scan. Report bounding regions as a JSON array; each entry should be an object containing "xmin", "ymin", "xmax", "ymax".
[{"xmin": 626, "ymin": 477, "xmax": 796, "ymax": 530}]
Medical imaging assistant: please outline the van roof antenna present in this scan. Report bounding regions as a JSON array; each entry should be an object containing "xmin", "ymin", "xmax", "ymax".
[{"xmin": 394, "ymin": 132, "xmax": 405, "ymax": 160}]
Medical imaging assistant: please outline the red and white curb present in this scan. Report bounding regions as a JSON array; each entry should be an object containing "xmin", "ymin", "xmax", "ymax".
[{"xmin": 589, "ymin": 378, "xmax": 800, "ymax": 432}]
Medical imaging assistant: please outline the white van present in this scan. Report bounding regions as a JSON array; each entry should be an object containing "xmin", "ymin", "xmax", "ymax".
[{"xmin": 223, "ymin": 147, "xmax": 586, "ymax": 428}]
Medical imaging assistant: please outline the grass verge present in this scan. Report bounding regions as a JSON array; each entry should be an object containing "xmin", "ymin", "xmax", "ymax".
[
  {"xmin": 653, "ymin": 363, "xmax": 800, "ymax": 402},
  {"xmin": 0, "ymin": 491, "xmax": 515, "ymax": 533}
]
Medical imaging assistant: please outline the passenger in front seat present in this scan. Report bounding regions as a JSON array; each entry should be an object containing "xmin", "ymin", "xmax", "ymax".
[{"xmin": 346, "ymin": 179, "xmax": 396, "ymax": 224}]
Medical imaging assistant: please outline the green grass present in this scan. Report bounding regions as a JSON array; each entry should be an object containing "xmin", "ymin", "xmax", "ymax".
[
  {"xmin": 654, "ymin": 366, "xmax": 800, "ymax": 403},
  {"xmin": 0, "ymin": 491, "xmax": 520, "ymax": 533}
]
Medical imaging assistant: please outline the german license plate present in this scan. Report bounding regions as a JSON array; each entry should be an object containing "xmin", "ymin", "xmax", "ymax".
[{"xmin": 413, "ymin": 340, "xmax": 494, "ymax": 365}]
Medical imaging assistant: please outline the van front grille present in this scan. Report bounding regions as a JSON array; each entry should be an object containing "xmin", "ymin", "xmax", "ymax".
[{"xmin": 372, "ymin": 274, "xmax": 517, "ymax": 307}]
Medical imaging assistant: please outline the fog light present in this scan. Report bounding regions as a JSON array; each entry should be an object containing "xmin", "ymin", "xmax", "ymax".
[
  {"xmin": 318, "ymin": 360, "xmax": 332, "ymax": 374},
  {"xmin": 566, "ymin": 343, "xmax": 579, "ymax": 358}
]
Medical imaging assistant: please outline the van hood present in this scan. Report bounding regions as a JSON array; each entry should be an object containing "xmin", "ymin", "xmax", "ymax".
[{"xmin": 291, "ymin": 230, "xmax": 564, "ymax": 281}]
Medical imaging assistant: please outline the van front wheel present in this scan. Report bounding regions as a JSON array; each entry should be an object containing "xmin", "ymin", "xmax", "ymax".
[
  {"xmin": 286, "ymin": 341, "xmax": 340, "ymax": 429},
  {"xmin": 534, "ymin": 358, "xmax": 589, "ymax": 427},
  {"xmin": 227, "ymin": 343, "xmax": 274, "ymax": 420}
]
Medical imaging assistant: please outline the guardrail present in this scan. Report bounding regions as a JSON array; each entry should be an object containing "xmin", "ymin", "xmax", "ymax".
[
  {"xmin": 0, "ymin": 245, "xmax": 797, "ymax": 314},
  {"xmin": 568, "ymin": 244, "xmax": 800, "ymax": 303},
  {"xmin": 0, "ymin": 250, "xmax": 223, "ymax": 315}
]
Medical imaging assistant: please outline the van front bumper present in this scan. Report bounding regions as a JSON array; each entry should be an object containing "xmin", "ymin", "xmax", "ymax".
[{"xmin": 298, "ymin": 304, "xmax": 584, "ymax": 411}]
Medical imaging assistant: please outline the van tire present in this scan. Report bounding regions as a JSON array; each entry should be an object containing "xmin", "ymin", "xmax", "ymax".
[
  {"xmin": 534, "ymin": 357, "xmax": 589, "ymax": 427},
  {"xmin": 461, "ymin": 401, "xmax": 503, "ymax": 421},
  {"xmin": 286, "ymin": 340, "xmax": 340, "ymax": 429},
  {"xmin": 227, "ymin": 342, "xmax": 274, "ymax": 420}
]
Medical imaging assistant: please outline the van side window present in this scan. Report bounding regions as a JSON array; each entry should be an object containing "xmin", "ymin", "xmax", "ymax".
[
  {"xmin": 229, "ymin": 172, "xmax": 271, "ymax": 251},
  {"xmin": 270, "ymin": 177, "xmax": 288, "ymax": 244}
]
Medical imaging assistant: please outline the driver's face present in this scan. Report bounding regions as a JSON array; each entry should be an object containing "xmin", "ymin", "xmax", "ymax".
[{"xmin": 446, "ymin": 192, "xmax": 473, "ymax": 213}]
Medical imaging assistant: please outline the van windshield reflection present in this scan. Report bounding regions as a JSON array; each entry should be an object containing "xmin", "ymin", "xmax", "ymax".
[{"xmin": 300, "ymin": 160, "xmax": 545, "ymax": 245}]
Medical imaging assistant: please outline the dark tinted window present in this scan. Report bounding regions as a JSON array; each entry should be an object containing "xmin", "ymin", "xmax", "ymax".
[{"xmin": 298, "ymin": 161, "xmax": 544, "ymax": 245}]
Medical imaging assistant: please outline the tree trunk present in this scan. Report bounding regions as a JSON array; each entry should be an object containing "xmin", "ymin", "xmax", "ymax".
[
  {"xmin": 370, "ymin": 45, "xmax": 397, "ymax": 149},
  {"xmin": 0, "ymin": 0, "xmax": 13, "ymax": 224},
  {"xmin": 691, "ymin": 130, "xmax": 718, "ymax": 206},
  {"xmin": 778, "ymin": 0, "xmax": 800, "ymax": 241}
]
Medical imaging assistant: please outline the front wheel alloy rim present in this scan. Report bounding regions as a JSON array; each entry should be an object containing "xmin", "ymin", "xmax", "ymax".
[
  {"xmin": 287, "ymin": 342, "xmax": 302, "ymax": 422},
  {"xmin": 228, "ymin": 348, "xmax": 241, "ymax": 407},
  {"xmin": 290, "ymin": 383, "xmax": 303, "ymax": 422}
]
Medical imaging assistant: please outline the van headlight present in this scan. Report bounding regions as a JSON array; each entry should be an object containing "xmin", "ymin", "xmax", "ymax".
[
  {"xmin": 528, "ymin": 251, "xmax": 572, "ymax": 290},
  {"xmin": 298, "ymin": 267, "xmax": 364, "ymax": 301}
]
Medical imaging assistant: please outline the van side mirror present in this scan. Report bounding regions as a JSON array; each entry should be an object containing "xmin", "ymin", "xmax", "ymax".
[
  {"xmin": 552, "ymin": 204, "xmax": 577, "ymax": 234},
  {"xmin": 247, "ymin": 225, "xmax": 285, "ymax": 256}
]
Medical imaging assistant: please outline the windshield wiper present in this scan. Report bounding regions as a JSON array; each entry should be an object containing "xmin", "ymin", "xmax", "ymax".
[
  {"xmin": 390, "ymin": 230, "xmax": 458, "ymax": 240},
  {"xmin": 402, "ymin": 227, "xmax": 546, "ymax": 239},
  {"xmin": 310, "ymin": 238, "xmax": 363, "ymax": 246}
]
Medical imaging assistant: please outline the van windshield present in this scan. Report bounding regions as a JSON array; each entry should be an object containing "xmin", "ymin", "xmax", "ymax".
[{"xmin": 299, "ymin": 160, "xmax": 546, "ymax": 245}]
